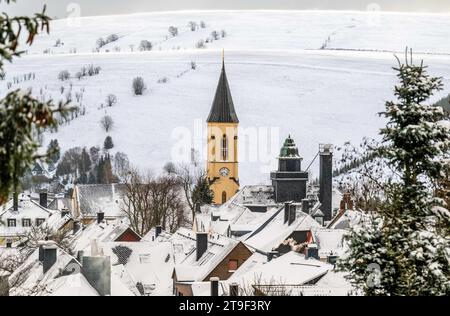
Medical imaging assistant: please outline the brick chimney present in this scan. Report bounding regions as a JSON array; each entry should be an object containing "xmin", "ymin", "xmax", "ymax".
[
  {"xmin": 210, "ymin": 277, "xmax": 219, "ymax": 296},
  {"xmin": 97, "ymin": 211, "xmax": 104, "ymax": 224}
]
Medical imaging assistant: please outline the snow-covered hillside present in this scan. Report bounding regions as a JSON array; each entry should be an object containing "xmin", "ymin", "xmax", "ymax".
[{"xmin": 2, "ymin": 11, "xmax": 450, "ymax": 185}]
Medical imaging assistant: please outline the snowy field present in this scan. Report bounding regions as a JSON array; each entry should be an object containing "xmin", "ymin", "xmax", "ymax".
[{"xmin": 2, "ymin": 10, "xmax": 450, "ymax": 185}]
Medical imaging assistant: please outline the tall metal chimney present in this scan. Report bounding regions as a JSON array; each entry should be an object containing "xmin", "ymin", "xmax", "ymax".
[
  {"xmin": 319, "ymin": 144, "xmax": 333, "ymax": 222},
  {"xmin": 196, "ymin": 232, "xmax": 208, "ymax": 261}
]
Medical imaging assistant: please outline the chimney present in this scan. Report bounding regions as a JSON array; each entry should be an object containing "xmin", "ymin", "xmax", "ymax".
[
  {"xmin": 81, "ymin": 256, "xmax": 111, "ymax": 296},
  {"xmin": 13, "ymin": 192, "xmax": 19, "ymax": 212},
  {"xmin": 196, "ymin": 232, "xmax": 208, "ymax": 261},
  {"xmin": 210, "ymin": 277, "xmax": 219, "ymax": 296},
  {"xmin": 155, "ymin": 225, "xmax": 162, "ymax": 239},
  {"xmin": 327, "ymin": 254, "xmax": 339, "ymax": 267},
  {"xmin": 0, "ymin": 273, "xmax": 9, "ymax": 297},
  {"xmin": 229, "ymin": 283, "xmax": 239, "ymax": 296},
  {"xmin": 73, "ymin": 220, "xmax": 81, "ymax": 234},
  {"xmin": 267, "ymin": 251, "xmax": 278, "ymax": 262},
  {"xmin": 288, "ymin": 204, "xmax": 296, "ymax": 225},
  {"xmin": 284, "ymin": 202, "xmax": 291, "ymax": 224},
  {"xmin": 42, "ymin": 243, "xmax": 58, "ymax": 274},
  {"xmin": 6, "ymin": 240, "xmax": 12, "ymax": 248},
  {"xmin": 61, "ymin": 209, "xmax": 70, "ymax": 218},
  {"xmin": 301, "ymin": 199, "xmax": 310, "ymax": 214},
  {"xmin": 97, "ymin": 211, "xmax": 105, "ymax": 224},
  {"xmin": 76, "ymin": 250, "xmax": 84, "ymax": 265},
  {"xmin": 319, "ymin": 144, "xmax": 333, "ymax": 222},
  {"xmin": 305, "ymin": 244, "xmax": 319, "ymax": 260},
  {"xmin": 39, "ymin": 192, "xmax": 48, "ymax": 208}
]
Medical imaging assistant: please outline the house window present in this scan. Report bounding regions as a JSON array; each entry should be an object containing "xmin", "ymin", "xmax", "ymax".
[
  {"xmin": 222, "ymin": 191, "xmax": 227, "ymax": 204},
  {"xmin": 7, "ymin": 219, "xmax": 16, "ymax": 227},
  {"xmin": 22, "ymin": 218, "xmax": 31, "ymax": 227},
  {"xmin": 36, "ymin": 218, "xmax": 46, "ymax": 226},
  {"xmin": 228, "ymin": 259, "xmax": 239, "ymax": 272},
  {"xmin": 221, "ymin": 135, "xmax": 228, "ymax": 161}
]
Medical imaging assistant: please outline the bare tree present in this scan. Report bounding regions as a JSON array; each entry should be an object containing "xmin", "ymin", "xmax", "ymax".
[
  {"xmin": 57, "ymin": 70, "xmax": 70, "ymax": 81},
  {"xmin": 168, "ymin": 26, "xmax": 179, "ymax": 37},
  {"xmin": 188, "ymin": 21, "xmax": 198, "ymax": 31},
  {"xmin": 169, "ymin": 163, "xmax": 213, "ymax": 221},
  {"xmin": 211, "ymin": 30, "xmax": 219, "ymax": 40},
  {"xmin": 114, "ymin": 151, "xmax": 130, "ymax": 178},
  {"xmin": 100, "ymin": 115, "xmax": 114, "ymax": 133},
  {"xmin": 139, "ymin": 40, "xmax": 152, "ymax": 51},
  {"xmin": 105, "ymin": 94, "xmax": 117, "ymax": 107},
  {"xmin": 121, "ymin": 168, "xmax": 186, "ymax": 236}
]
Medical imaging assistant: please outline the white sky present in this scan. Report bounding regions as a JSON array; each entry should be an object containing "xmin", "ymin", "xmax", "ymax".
[{"xmin": 1, "ymin": 0, "xmax": 449, "ymax": 18}]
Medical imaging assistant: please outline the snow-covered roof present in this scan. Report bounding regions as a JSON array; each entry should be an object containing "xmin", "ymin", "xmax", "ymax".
[
  {"xmin": 312, "ymin": 228, "xmax": 347, "ymax": 257},
  {"xmin": 90, "ymin": 241, "xmax": 175, "ymax": 296},
  {"xmin": 244, "ymin": 205, "xmax": 321, "ymax": 252},
  {"xmin": 8, "ymin": 241, "xmax": 80, "ymax": 296},
  {"xmin": 173, "ymin": 227, "xmax": 247, "ymax": 282},
  {"xmin": 227, "ymin": 251, "xmax": 333, "ymax": 290},
  {"xmin": 328, "ymin": 209, "xmax": 369, "ymax": 229},
  {"xmin": 75, "ymin": 184, "xmax": 127, "ymax": 218}
]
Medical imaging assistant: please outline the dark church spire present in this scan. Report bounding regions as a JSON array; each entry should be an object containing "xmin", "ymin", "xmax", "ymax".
[{"xmin": 207, "ymin": 51, "xmax": 239, "ymax": 123}]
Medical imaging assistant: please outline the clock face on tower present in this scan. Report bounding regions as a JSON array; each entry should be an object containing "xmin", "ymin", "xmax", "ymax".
[{"xmin": 219, "ymin": 167, "xmax": 230, "ymax": 177}]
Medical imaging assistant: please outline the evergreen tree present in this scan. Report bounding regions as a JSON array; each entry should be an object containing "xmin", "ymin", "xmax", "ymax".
[
  {"xmin": 192, "ymin": 175, "xmax": 214, "ymax": 207},
  {"xmin": 79, "ymin": 147, "xmax": 92, "ymax": 173},
  {"xmin": 0, "ymin": 2, "xmax": 72, "ymax": 204},
  {"xmin": 104, "ymin": 136, "xmax": 114, "ymax": 151},
  {"xmin": 339, "ymin": 51, "xmax": 450, "ymax": 296},
  {"xmin": 88, "ymin": 172, "xmax": 96, "ymax": 184},
  {"xmin": 47, "ymin": 139, "xmax": 60, "ymax": 163}
]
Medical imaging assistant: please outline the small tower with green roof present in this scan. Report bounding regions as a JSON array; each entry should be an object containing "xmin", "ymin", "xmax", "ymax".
[{"xmin": 271, "ymin": 135, "xmax": 309, "ymax": 203}]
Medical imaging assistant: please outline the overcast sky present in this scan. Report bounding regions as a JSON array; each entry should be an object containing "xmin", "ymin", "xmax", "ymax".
[{"xmin": 1, "ymin": 0, "xmax": 449, "ymax": 18}]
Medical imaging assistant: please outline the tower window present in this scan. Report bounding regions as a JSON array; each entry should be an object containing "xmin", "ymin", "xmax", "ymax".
[
  {"xmin": 222, "ymin": 191, "xmax": 227, "ymax": 204},
  {"xmin": 221, "ymin": 135, "xmax": 228, "ymax": 161}
]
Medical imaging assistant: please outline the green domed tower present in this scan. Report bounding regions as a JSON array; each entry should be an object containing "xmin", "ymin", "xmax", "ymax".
[{"xmin": 271, "ymin": 135, "xmax": 309, "ymax": 203}]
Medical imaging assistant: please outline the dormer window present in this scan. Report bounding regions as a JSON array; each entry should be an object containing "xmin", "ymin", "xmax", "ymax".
[{"xmin": 7, "ymin": 219, "xmax": 16, "ymax": 227}]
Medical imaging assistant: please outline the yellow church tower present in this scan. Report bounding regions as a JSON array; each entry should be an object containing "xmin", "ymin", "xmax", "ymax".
[{"xmin": 206, "ymin": 54, "xmax": 239, "ymax": 204}]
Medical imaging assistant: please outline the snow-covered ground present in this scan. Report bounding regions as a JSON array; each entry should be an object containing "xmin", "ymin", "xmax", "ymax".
[{"xmin": 2, "ymin": 10, "xmax": 450, "ymax": 185}]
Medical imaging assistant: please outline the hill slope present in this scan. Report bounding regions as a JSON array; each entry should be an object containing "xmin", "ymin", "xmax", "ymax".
[{"xmin": 2, "ymin": 11, "xmax": 450, "ymax": 185}]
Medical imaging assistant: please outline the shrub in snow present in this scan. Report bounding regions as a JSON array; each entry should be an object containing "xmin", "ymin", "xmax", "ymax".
[
  {"xmin": 105, "ymin": 94, "xmax": 117, "ymax": 107},
  {"xmin": 200, "ymin": 21, "xmax": 206, "ymax": 28},
  {"xmin": 157, "ymin": 77, "xmax": 169, "ymax": 84},
  {"xmin": 96, "ymin": 37, "xmax": 106, "ymax": 49},
  {"xmin": 132, "ymin": 77, "xmax": 146, "ymax": 95},
  {"xmin": 195, "ymin": 40, "xmax": 206, "ymax": 49},
  {"xmin": 168, "ymin": 26, "xmax": 178, "ymax": 37},
  {"xmin": 190, "ymin": 61, "xmax": 197, "ymax": 70},
  {"xmin": 188, "ymin": 21, "xmax": 198, "ymax": 31},
  {"xmin": 106, "ymin": 33, "xmax": 119, "ymax": 43},
  {"xmin": 0, "ymin": 71, "xmax": 6, "ymax": 80},
  {"xmin": 57, "ymin": 70, "xmax": 70, "ymax": 81},
  {"xmin": 139, "ymin": 40, "xmax": 153, "ymax": 51},
  {"xmin": 210, "ymin": 30, "xmax": 219, "ymax": 40},
  {"xmin": 221, "ymin": 30, "xmax": 227, "ymax": 38},
  {"xmin": 100, "ymin": 115, "xmax": 114, "ymax": 133},
  {"xmin": 104, "ymin": 136, "xmax": 114, "ymax": 150}
]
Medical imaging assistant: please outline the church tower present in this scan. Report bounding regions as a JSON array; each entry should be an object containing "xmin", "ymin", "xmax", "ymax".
[{"xmin": 207, "ymin": 55, "xmax": 239, "ymax": 204}]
